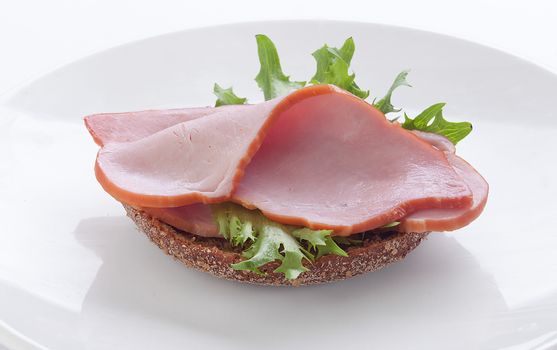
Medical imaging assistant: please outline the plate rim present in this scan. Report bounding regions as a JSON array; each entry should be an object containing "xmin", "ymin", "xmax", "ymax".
[{"xmin": 1, "ymin": 18, "xmax": 556, "ymax": 106}]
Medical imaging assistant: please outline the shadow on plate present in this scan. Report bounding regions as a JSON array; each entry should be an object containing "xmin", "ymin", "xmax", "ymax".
[{"xmin": 72, "ymin": 216, "xmax": 555, "ymax": 348}]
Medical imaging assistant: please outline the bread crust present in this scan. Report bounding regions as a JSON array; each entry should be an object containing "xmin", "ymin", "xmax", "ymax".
[{"xmin": 123, "ymin": 204, "xmax": 429, "ymax": 286}]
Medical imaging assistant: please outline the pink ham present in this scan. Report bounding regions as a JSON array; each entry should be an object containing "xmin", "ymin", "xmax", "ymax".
[
  {"xmin": 93, "ymin": 97, "xmax": 284, "ymax": 207},
  {"xmin": 137, "ymin": 133, "xmax": 487, "ymax": 237},
  {"xmin": 230, "ymin": 90, "xmax": 471, "ymax": 234},
  {"xmin": 85, "ymin": 105, "xmax": 249, "ymax": 146},
  {"xmin": 410, "ymin": 130, "xmax": 455, "ymax": 154},
  {"xmin": 399, "ymin": 133, "xmax": 488, "ymax": 232},
  {"xmin": 143, "ymin": 204, "xmax": 220, "ymax": 237},
  {"xmin": 86, "ymin": 85, "xmax": 476, "ymax": 235}
]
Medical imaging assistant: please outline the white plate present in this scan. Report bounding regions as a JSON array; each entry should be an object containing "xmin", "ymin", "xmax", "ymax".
[{"xmin": 1, "ymin": 20, "xmax": 557, "ymax": 350}]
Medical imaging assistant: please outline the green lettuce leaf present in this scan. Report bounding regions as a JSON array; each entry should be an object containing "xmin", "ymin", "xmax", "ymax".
[
  {"xmin": 373, "ymin": 70, "xmax": 411, "ymax": 114},
  {"xmin": 234, "ymin": 224, "xmax": 309, "ymax": 279},
  {"xmin": 402, "ymin": 103, "xmax": 473, "ymax": 144},
  {"xmin": 291, "ymin": 228, "xmax": 348, "ymax": 259},
  {"xmin": 213, "ymin": 203, "xmax": 256, "ymax": 246},
  {"xmin": 212, "ymin": 203, "xmax": 348, "ymax": 280},
  {"xmin": 211, "ymin": 34, "xmax": 474, "ymax": 144},
  {"xmin": 310, "ymin": 37, "xmax": 369, "ymax": 99},
  {"xmin": 213, "ymin": 83, "xmax": 247, "ymax": 107},
  {"xmin": 255, "ymin": 34, "xmax": 305, "ymax": 101},
  {"xmin": 382, "ymin": 221, "xmax": 400, "ymax": 228}
]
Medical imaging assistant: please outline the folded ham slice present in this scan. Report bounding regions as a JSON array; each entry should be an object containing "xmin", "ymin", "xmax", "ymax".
[
  {"xmin": 86, "ymin": 85, "xmax": 479, "ymax": 235},
  {"xmin": 400, "ymin": 132, "xmax": 488, "ymax": 232},
  {"xmin": 140, "ymin": 132, "xmax": 487, "ymax": 237},
  {"xmin": 86, "ymin": 105, "xmax": 250, "ymax": 146},
  {"xmin": 93, "ymin": 98, "xmax": 284, "ymax": 207}
]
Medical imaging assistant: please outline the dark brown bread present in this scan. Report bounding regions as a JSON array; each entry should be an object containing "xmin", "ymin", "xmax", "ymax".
[{"xmin": 123, "ymin": 204, "xmax": 429, "ymax": 286}]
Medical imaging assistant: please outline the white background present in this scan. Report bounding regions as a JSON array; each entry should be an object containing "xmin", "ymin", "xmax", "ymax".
[{"xmin": 0, "ymin": 0, "xmax": 556, "ymax": 95}]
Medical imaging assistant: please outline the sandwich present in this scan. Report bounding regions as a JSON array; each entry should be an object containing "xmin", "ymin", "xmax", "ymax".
[{"xmin": 84, "ymin": 35, "xmax": 488, "ymax": 286}]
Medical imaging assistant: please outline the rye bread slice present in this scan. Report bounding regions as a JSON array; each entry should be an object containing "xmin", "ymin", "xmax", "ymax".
[{"xmin": 123, "ymin": 204, "xmax": 429, "ymax": 286}]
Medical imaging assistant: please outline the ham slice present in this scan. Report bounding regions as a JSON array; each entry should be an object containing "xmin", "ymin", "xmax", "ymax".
[
  {"xmin": 86, "ymin": 85, "xmax": 476, "ymax": 235},
  {"xmin": 140, "ymin": 133, "xmax": 487, "ymax": 237},
  {"xmin": 143, "ymin": 204, "xmax": 220, "ymax": 237},
  {"xmin": 229, "ymin": 90, "xmax": 472, "ymax": 234},
  {"xmin": 399, "ymin": 133, "xmax": 488, "ymax": 232},
  {"xmin": 410, "ymin": 130, "xmax": 455, "ymax": 154},
  {"xmin": 93, "ymin": 97, "xmax": 286, "ymax": 206},
  {"xmin": 86, "ymin": 105, "xmax": 249, "ymax": 146}
]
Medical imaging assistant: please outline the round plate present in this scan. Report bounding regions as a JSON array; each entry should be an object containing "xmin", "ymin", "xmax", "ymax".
[{"xmin": 1, "ymin": 20, "xmax": 556, "ymax": 350}]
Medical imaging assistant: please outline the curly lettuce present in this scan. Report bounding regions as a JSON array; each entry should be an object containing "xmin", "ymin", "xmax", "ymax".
[
  {"xmin": 401, "ymin": 103, "xmax": 473, "ymax": 145},
  {"xmin": 373, "ymin": 70, "xmax": 411, "ymax": 115},
  {"xmin": 213, "ymin": 83, "xmax": 247, "ymax": 107},
  {"xmin": 310, "ymin": 37, "xmax": 369, "ymax": 99},
  {"xmin": 212, "ymin": 34, "xmax": 473, "ymax": 144},
  {"xmin": 254, "ymin": 34, "xmax": 306, "ymax": 100},
  {"xmin": 213, "ymin": 203, "xmax": 347, "ymax": 280}
]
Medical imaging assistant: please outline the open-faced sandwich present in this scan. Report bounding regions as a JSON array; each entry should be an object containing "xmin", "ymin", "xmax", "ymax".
[{"xmin": 85, "ymin": 35, "xmax": 488, "ymax": 286}]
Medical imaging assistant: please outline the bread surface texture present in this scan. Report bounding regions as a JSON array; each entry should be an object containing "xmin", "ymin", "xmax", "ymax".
[{"xmin": 123, "ymin": 204, "xmax": 428, "ymax": 286}]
